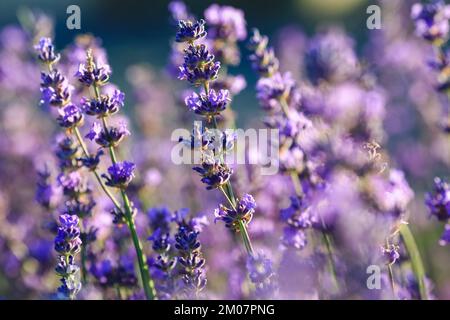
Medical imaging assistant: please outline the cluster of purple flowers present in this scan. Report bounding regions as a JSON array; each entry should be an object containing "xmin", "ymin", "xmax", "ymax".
[
  {"xmin": 0, "ymin": 1, "xmax": 445, "ymax": 301},
  {"xmin": 54, "ymin": 214, "xmax": 82, "ymax": 299},
  {"xmin": 174, "ymin": 14, "xmax": 278, "ymax": 298},
  {"xmin": 425, "ymin": 177, "xmax": 450, "ymax": 245},
  {"xmin": 412, "ymin": 0, "xmax": 450, "ymax": 132},
  {"xmin": 148, "ymin": 208, "xmax": 207, "ymax": 299}
]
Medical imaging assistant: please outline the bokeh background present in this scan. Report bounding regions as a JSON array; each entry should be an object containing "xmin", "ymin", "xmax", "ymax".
[{"xmin": 0, "ymin": 0, "xmax": 449, "ymax": 299}]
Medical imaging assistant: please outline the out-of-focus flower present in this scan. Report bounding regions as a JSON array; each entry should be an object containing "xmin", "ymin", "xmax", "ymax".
[
  {"xmin": 305, "ymin": 28, "xmax": 359, "ymax": 84},
  {"xmin": 35, "ymin": 37, "xmax": 60, "ymax": 65},
  {"xmin": 411, "ymin": 1, "xmax": 450, "ymax": 43},
  {"xmin": 425, "ymin": 177, "xmax": 450, "ymax": 221}
]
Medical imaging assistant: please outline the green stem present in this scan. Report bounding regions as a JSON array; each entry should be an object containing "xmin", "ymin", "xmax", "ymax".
[
  {"xmin": 79, "ymin": 223, "xmax": 88, "ymax": 285},
  {"xmin": 399, "ymin": 223, "xmax": 428, "ymax": 300},
  {"xmin": 387, "ymin": 264, "xmax": 396, "ymax": 298}
]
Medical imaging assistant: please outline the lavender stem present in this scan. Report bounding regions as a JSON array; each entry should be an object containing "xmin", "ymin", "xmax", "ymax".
[{"xmin": 399, "ymin": 223, "xmax": 428, "ymax": 300}]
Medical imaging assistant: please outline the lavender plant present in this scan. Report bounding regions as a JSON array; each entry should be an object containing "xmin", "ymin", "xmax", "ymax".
[
  {"xmin": 173, "ymin": 17, "xmax": 279, "ymax": 297},
  {"xmin": 35, "ymin": 37, "xmax": 157, "ymax": 299}
]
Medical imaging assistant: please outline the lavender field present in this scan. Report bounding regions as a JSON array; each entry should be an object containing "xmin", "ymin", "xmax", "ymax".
[{"xmin": 0, "ymin": 0, "xmax": 449, "ymax": 300}]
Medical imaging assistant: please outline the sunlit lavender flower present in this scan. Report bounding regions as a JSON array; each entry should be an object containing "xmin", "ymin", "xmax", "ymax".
[
  {"xmin": 54, "ymin": 214, "xmax": 82, "ymax": 299},
  {"xmin": 40, "ymin": 73, "xmax": 72, "ymax": 107},
  {"xmin": 411, "ymin": 1, "xmax": 450, "ymax": 43},
  {"xmin": 175, "ymin": 20, "xmax": 207, "ymax": 43},
  {"xmin": 76, "ymin": 58, "xmax": 110, "ymax": 87},
  {"xmin": 246, "ymin": 252, "xmax": 276, "ymax": 298},
  {"xmin": 214, "ymin": 194, "xmax": 256, "ymax": 231},
  {"xmin": 425, "ymin": 177, "xmax": 450, "ymax": 221},
  {"xmin": 185, "ymin": 89, "xmax": 230, "ymax": 117},
  {"xmin": 56, "ymin": 104, "xmax": 83, "ymax": 128},
  {"xmin": 82, "ymin": 90, "xmax": 125, "ymax": 117},
  {"xmin": 102, "ymin": 161, "xmax": 136, "ymax": 189},
  {"xmin": 193, "ymin": 159, "xmax": 233, "ymax": 190},
  {"xmin": 35, "ymin": 37, "xmax": 60, "ymax": 65},
  {"xmin": 248, "ymin": 29, "xmax": 279, "ymax": 77},
  {"xmin": 85, "ymin": 121, "xmax": 130, "ymax": 147},
  {"xmin": 179, "ymin": 44, "xmax": 221, "ymax": 85}
]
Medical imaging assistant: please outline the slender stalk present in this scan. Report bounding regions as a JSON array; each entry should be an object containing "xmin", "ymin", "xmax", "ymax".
[
  {"xmin": 79, "ymin": 223, "xmax": 88, "ymax": 285},
  {"xmin": 387, "ymin": 264, "xmax": 396, "ymax": 298},
  {"xmin": 91, "ymin": 83, "xmax": 156, "ymax": 300},
  {"xmin": 399, "ymin": 223, "xmax": 428, "ymax": 300},
  {"xmin": 385, "ymin": 238, "xmax": 396, "ymax": 298},
  {"xmin": 209, "ymin": 102, "xmax": 255, "ymax": 257},
  {"xmin": 73, "ymin": 127, "xmax": 123, "ymax": 213}
]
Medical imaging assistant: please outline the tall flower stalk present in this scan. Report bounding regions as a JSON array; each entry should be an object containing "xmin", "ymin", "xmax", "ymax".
[
  {"xmin": 174, "ymin": 19, "xmax": 256, "ymax": 258},
  {"xmin": 247, "ymin": 29, "xmax": 339, "ymax": 290},
  {"xmin": 77, "ymin": 49, "xmax": 156, "ymax": 300}
]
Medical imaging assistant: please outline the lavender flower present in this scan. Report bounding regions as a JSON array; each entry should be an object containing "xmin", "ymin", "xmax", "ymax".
[
  {"xmin": 148, "ymin": 207, "xmax": 173, "ymax": 233},
  {"xmin": 248, "ymin": 29, "xmax": 279, "ymax": 77},
  {"xmin": 79, "ymin": 149, "xmax": 104, "ymax": 170},
  {"xmin": 256, "ymin": 72, "xmax": 296, "ymax": 112},
  {"xmin": 40, "ymin": 74, "xmax": 72, "ymax": 107},
  {"xmin": 36, "ymin": 166, "xmax": 58, "ymax": 209},
  {"xmin": 411, "ymin": 1, "xmax": 450, "ymax": 43},
  {"xmin": 425, "ymin": 177, "xmax": 450, "ymax": 221},
  {"xmin": 85, "ymin": 121, "xmax": 130, "ymax": 147},
  {"xmin": 56, "ymin": 104, "xmax": 84, "ymax": 128},
  {"xmin": 175, "ymin": 20, "xmax": 207, "ymax": 43},
  {"xmin": 35, "ymin": 37, "xmax": 60, "ymax": 65},
  {"xmin": 76, "ymin": 57, "xmax": 110, "ymax": 87},
  {"xmin": 102, "ymin": 161, "xmax": 136, "ymax": 189},
  {"xmin": 54, "ymin": 135, "xmax": 82, "ymax": 170},
  {"xmin": 246, "ymin": 252, "xmax": 276, "ymax": 298},
  {"xmin": 382, "ymin": 244, "xmax": 400, "ymax": 265},
  {"xmin": 184, "ymin": 89, "xmax": 230, "ymax": 117},
  {"xmin": 57, "ymin": 171, "xmax": 87, "ymax": 196},
  {"xmin": 193, "ymin": 159, "xmax": 233, "ymax": 190},
  {"xmin": 280, "ymin": 196, "xmax": 317, "ymax": 250},
  {"xmin": 214, "ymin": 194, "xmax": 256, "ymax": 231},
  {"xmin": 82, "ymin": 90, "xmax": 125, "ymax": 117},
  {"xmin": 174, "ymin": 226, "xmax": 207, "ymax": 297},
  {"xmin": 54, "ymin": 214, "xmax": 82, "ymax": 299},
  {"xmin": 179, "ymin": 44, "xmax": 221, "ymax": 85}
]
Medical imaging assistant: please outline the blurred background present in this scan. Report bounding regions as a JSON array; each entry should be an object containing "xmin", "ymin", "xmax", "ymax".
[{"xmin": 0, "ymin": 0, "xmax": 449, "ymax": 299}]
